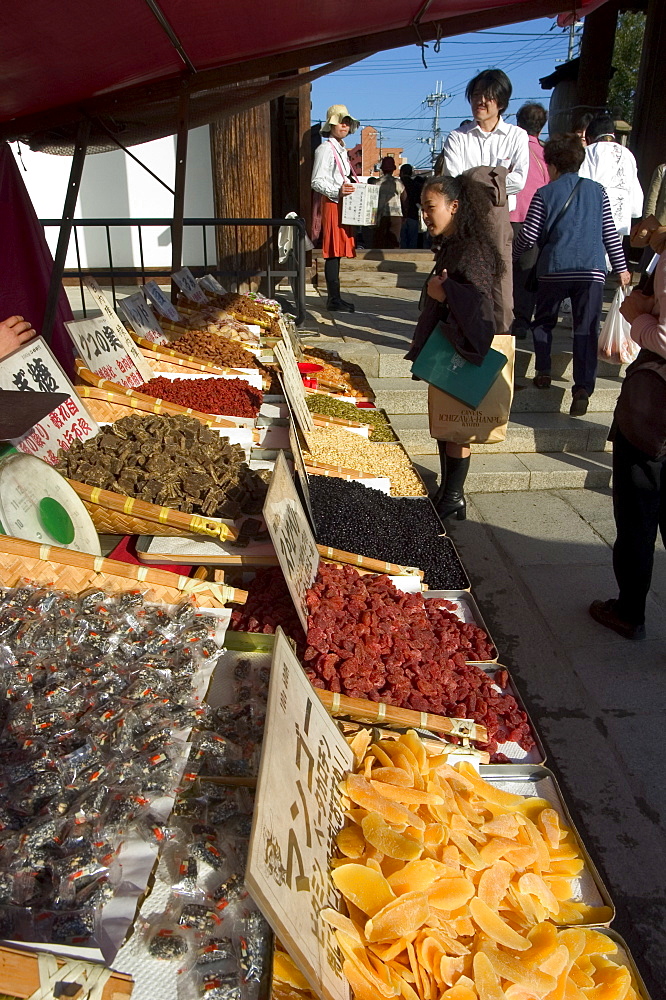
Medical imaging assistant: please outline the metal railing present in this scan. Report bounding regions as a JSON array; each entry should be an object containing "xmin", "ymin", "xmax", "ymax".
[{"xmin": 39, "ymin": 216, "xmax": 308, "ymax": 325}]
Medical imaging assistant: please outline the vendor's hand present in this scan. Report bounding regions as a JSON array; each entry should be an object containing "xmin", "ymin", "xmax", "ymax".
[
  {"xmin": 340, "ymin": 183, "xmax": 355, "ymax": 197},
  {"xmin": 649, "ymin": 225, "xmax": 666, "ymax": 255},
  {"xmin": 0, "ymin": 315, "xmax": 36, "ymax": 360},
  {"xmin": 620, "ymin": 289, "xmax": 655, "ymax": 325},
  {"xmin": 618, "ymin": 270, "xmax": 632, "ymax": 288},
  {"xmin": 426, "ymin": 271, "xmax": 448, "ymax": 303}
]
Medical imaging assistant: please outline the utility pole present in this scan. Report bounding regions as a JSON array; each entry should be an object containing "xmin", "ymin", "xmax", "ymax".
[{"xmin": 418, "ymin": 82, "xmax": 450, "ymax": 166}]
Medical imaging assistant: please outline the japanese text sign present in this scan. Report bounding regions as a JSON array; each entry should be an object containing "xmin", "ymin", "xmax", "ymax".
[
  {"xmin": 118, "ymin": 292, "xmax": 167, "ymax": 345},
  {"xmin": 198, "ymin": 273, "xmax": 227, "ymax": 295},
  {"xmin": 246, "ymin": 628, "xmax": 353, "ymax": 1000},
  {"xmin": 274, "ymin": 339, "xmax": 314, "ymax": 436},
  {"xmin": 144, "ymin": 280, "xmax": 181, "ymax": 322},
  {"xmin": 66, "ymin": 314, "xmax": 153, "ymax": 389},
  {"xmin": 172, "ymin": 267, "xmax": 208, "ymax": 305},
  {"xmin": 287, "ymin": 408, "xmax": 313, "ymax": 526},
  {"xmin": 341, "ymin": 183, "xmax": 378, "ymax": 227},
  {"xmin": 263, "ymin": 449, "xmax": 319, "ymax": 632},
  {"xmin": 0, "ymin": 338, "xmax": 99, "ymax": 464}
]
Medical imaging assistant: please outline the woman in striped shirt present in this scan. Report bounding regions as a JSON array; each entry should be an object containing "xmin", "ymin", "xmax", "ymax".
[{"xmin": 513, "ymin": 134, "xmax": 631, "ymax": 416}]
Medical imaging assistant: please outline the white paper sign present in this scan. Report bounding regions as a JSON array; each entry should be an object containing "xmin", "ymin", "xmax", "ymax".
[
  {"xmin": 172, "ymin": 267, "xmax": 208, "ymax": 305},
  {"xmin": 288, "ymin": 414, "xmax": 313, "ymax": 525},
  {"xmin": 263, "ymin": 450, "xmax": 319, "ymax": 632},
  {"xmin": 0, "ymin": 338, "xmax": 99, "ymax": 464},
  {"xmin": 198, "ymin": 274, "xmax": 227, "ymax": 295},
  {"xmin": 341, "ymin": 183, "xmax": 379, "ymax": 227},
  {"xmin": 118, "ymin": 293, "xmax": 167, "ymax": 345},
  {"xmin": 274, "ymin": 340, "xmax": 314, "ymax": 435},
  {"xmin": 246, "ymin": 628, "xmax": 353, "ymax": 1000},
  {"xmin": 144, "ymin": 280, "xmax": 181, "ymax": 322},
  {"xmin": 66, "ymin": 314, "xmax": 153, "ymax": 388}
]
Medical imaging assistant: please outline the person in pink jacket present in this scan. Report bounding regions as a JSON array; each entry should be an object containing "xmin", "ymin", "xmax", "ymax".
[{"xmin": 590, "ymin": 227, "xmax": 666, "ymax": 639}]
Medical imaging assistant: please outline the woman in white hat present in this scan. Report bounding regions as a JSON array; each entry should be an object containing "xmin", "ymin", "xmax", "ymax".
[{"xmin": 311, "ymin": 104, "xmax": 360, "ymax": 312}]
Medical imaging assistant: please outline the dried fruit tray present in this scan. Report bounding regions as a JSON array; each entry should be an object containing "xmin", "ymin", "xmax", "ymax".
[
  {"xmin": 595, "ymin": 930, "xmax": 653, "ymax": 1000},
  {"xmin": 478, "ymin": 765, "xmax": 614, "ymax": 925}
]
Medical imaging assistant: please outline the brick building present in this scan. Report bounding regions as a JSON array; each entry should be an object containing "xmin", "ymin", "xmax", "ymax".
[{"xmin": 348, "ymin": 126, "xmax": 403, "ymax": 177}]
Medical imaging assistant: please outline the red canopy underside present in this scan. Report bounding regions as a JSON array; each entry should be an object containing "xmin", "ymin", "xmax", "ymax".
[{"xmin": 2, "ymin": 0, "xmax": 608, "ymax": 128}]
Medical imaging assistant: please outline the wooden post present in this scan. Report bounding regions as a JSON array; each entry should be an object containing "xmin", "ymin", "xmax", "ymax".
[
  {"xmin": 576, "ymin": 0, "xmax": 620, "ymax": 120},
  {"xmin": 210, "ymin": 92, "xmax": 272, "ymax": 292},
  {"xmin": 270, "ymin": 72, "xmax": 312, "ymax": 225},
  {"xmin": 171, "ymin": 86, "xmax": 189, "ymax": 303},
  {"xmin": 631, "ymin": 0, "xmax": 666, "ymax": 187}
]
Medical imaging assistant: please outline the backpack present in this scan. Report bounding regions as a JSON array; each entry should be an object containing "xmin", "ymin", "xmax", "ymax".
[{"xmin": 614, "ymin": 348, "xmax": 666, "ymax": 461}]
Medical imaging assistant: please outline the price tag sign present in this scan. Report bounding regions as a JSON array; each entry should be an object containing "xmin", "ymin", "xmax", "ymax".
[
  {"xmin": 263, "ymin": 450, "xmax": 319, "ymax": 632},
  {"xmin": 118, "ymin": 293, "xmax": 167, "ymax": 345},
  {"xmin": 66, "ymin": 314, "xmax": 153, "ymax": 388},
  {"xmin": 341, "ymin": 183, "xmax": 379, "ymax": 227},
  {"xmin": 278, "ymin": 314, "xmax": 302, "ymax": 360},
  {"xmin": 274, "ymin": 340, "xmax": 314, "ymax": 436},
  {"xmin": 0, "ymin": 337, "xmax": 99, "ymax": 464},
  {"xmin": 199, "ymin": 273, "xmax": 227, "ymax": 295},
  {"xmin": 172, "ymin": 267, "xmax": 208, "ymax": 305},
  {"xmin": 144, "ymin": 280, "xmax": 181, "ymax": 322},
  {"xmin": 246, "ymin": 627, "xmax": 353, "ymax": 1000}
]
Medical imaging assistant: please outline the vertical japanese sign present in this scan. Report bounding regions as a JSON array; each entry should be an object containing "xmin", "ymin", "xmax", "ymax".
[
  {"xmin": 274, "ymin": 339, "xmax": 314, "ymax": 436},
  {"xmin": 172, "ymin": 267, "xmax": 209, "ymax": 305},
  {"xmin": 198, "ymin": 273, "xmax": 227, "ymax": 295},
  {"xmin": 287, "ymin": 407, "xmax": 313, "ymax": 526},
  {"xmin": 118, "ymin": 292, "xmax": 167, "ymax": 345},
  {"xmin": 263, "ymin": 450, "xmax": 319, "ymax": 632},
  {"xmin": 144, "ymin": 280, "xmax": 181, "ymax": 322},
  {"xmin": 0, "ymin": 338, "xmax": 99, "ymax": 464},
  {"xmin": 246, "ymin": 628, "xmax": 353, "ymax": 1000}
]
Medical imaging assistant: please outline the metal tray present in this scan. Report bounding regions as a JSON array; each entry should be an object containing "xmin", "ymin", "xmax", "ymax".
[
  {"xmin": 480, "ymin": 663, "xmax": 546, "ymax": 765},
  {"xmin": 479, "ymin": 764, "xmax": 614, "ymax": 924},
  {"xmin": 595, "ymin": 929, "xmax": 653, "ymax": 1000},
  {"xmin": 424, "ymin": 589, "xmax": 498, "ymax": 663}
]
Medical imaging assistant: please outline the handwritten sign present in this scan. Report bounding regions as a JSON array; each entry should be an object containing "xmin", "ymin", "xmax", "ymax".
[
  {"xmin": 288, "ymin": 410, "xmax": 313, "ymax": 526},
  {"xmin": 199, "ymin": 273, "xmax": 227, "ymax": 295},
  {"xmin": 66, "ymin": 313, "xmax": 153, "ymax": 389},
  {"xmin": 274, "ymin": 340, "xmax": 314, "ymax": 436},
  {"xmin": 172, "ymin": 267, "xmax": 208, "ymax": 305},
  {"xmin": 144, "ymin": 280, "xmax": 181, "ymax": 322},
  {"xmin": 118, "ymin": 292, "xmax": 167, "ymax": 345},
  {"xmin": 246, "ymin": 627, "xmax": 353, "ymax": 1000},
  {"xmin": 279, "ymin": 314, "xmax": 302, "ymax": 360},
  {"xmin": 341, "ymin": 183, "xmax": 379, "ymax": 227},
  {"xmin": 263, "ymin": 450, "xmax": 319, "ymax": 632},
  {"xmin": 0, "ymin": 338, "xmax": 99, "ymax": 464}
]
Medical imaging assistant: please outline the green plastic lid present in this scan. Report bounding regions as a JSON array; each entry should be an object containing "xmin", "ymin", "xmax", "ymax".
[{"xmin": 38, "ymin": 497, "xmax": 76, "ymax": 545}]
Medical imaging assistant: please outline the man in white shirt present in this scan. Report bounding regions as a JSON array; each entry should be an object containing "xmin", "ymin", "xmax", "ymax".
[
  {"xmin": 438, "ymin": 68, "xmax": 529, "ymax": 214},
  {"xmin": 578, "ymin": 114, "xmax": 643, "ymax": 237}
]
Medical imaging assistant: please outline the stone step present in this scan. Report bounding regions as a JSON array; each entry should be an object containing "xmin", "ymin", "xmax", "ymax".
[
  {"xmin": 391, "ymin": 411, "xmax": 613, "ymax": 455},
  {"xmin": 370, "ymin": 376, "xmax": 623, "ymax": 415},
  {"xmin": 412, "ymin": 450, "xmax": 613, "ymax": 494},
  {"xmin": 515, "ymin": 346, "xmax": 627, "ymax": 381}
]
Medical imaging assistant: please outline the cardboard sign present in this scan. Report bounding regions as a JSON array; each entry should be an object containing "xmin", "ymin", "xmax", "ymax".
[
  {"xmin": 144, "ymin": 280, "xmax": 181, "ymax": 322},
  {"xmin": 263, "ymin": 450, "xmax": 319, "ymax": 632},
  {"xmin": 246, "ymin": 628, "xmax": 353, "ymax": 1000},
  {"xmin": 172, "ymin": 267, "xmax": 209, "ymax": 305},
  {"xmin": 0, "ymin": 338, "xmax": 99, "ymax": 464},
  {"xmin": 66, "ymin": 314, "xmax": 153, "ymax": 389},
  {"xmin": 274, "ymin": 340, "xmax": 314, "ymax": 436},
  {"xmin": 341, "ymin": 183, "xmax": 379, "ymax": 227},
  {"xmin": 278, "ymin": 315, "xmax": 302, "ymax": 360},
  {"xmin": 118, "ymin": 292, "xmax": 167, "ymax": 345},
  {"xmin": 198, "ymin": 273, "xmax": 227, "ymax": 295}
]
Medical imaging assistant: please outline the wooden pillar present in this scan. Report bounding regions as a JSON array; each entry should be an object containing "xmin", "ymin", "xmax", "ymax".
[
  {"xmin": 576, "ymin": 0, "xmax": 620, "ymax": 120},
  {"xmin": 270, "ymin": 72, "xmax": 312, "ymax": 227},
  {"xmin": 210, "ymin": 94, "xmax": 271, "ymax": 291},
  {"xmin": 631, "ymin": 0, "xmax": 666, "ymax": 187}
]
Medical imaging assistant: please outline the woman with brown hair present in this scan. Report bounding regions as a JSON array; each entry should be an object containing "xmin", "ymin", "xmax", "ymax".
[{"xmin": 311, "ymin": 104, "xmax": 360, "ymax": 312}]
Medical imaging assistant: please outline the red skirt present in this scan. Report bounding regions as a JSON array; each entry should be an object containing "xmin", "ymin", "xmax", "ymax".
[{"xmin": 321, "ymin": 196, "xmax": 356, "ymax": 259}]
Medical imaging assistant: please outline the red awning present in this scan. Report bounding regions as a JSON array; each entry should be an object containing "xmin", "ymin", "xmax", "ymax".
[{"xmin": 1, "ymin": 0, "xmax": 609, "ymax": 139}]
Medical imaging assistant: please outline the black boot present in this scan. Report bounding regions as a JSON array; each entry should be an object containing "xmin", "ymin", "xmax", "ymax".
[
  {"xmin": 325, "ymin": 257, "xmax": 355, "ymax": 312},
  {"xmin": 434, "ymin": 455, "xmax": 470, "ymax": 521},
  {"xmin": 431, "ymin": 441, "xmax": 448, "ymax": 506}
]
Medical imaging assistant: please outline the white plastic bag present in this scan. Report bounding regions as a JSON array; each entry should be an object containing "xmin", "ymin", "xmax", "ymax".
[{"xmin": 597, "ymin": 287, "xmax": 641, "ymax": 365}]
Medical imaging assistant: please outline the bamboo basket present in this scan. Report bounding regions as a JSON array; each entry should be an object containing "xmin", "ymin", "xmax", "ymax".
[
  {"xmin": 75, "ymin": 362, "xmax": 239, "ymax": 428},
  {"xmin": 0, "ymin": 536, "xmax": 247, "ymax": 607},
  {"xmin": 60, "ymin": 389, "xmax": 243, "ymax": 540},
  {"xmin": 315, "ymin": 690, "xmax": 487, "ymax": 742}
]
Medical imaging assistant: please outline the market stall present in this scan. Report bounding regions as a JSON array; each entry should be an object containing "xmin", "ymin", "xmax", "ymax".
[{"xmin": 0, "ymin": 278, "xmax": 653, "ymax": 1000}]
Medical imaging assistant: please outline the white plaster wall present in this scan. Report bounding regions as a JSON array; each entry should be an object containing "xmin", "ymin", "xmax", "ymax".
[{"xmin": 11, "ymin": 126, "xmax": 215, "ymax": 270}]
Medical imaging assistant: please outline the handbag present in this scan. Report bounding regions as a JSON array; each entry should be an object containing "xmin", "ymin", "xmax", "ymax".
[
  {"xmin": 614, "ymin": 348, "xmax": 666, "ymax": 461},
  {"xmin": 526, "ymin": 178, "xmax": 584, "ymax": 292},
  {"xmin": 410, "ymin": 321, "xmax": 508, "ymax": 409}
]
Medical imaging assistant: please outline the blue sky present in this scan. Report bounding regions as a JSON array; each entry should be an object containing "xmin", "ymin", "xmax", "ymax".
[{"xmin": 311, "ymin": 16, "xmax": 577, "ymax": 168}]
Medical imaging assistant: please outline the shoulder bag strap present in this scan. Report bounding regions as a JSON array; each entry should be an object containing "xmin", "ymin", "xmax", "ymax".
[{"xmin": 328, "ymin": 139, "xmax": 358, "ymax": 183}]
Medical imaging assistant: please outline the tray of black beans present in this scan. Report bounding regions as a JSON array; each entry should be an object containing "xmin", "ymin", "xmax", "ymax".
[{"xmin": 308, "ymin": 475, "xmax": 470, "ymax": 590}]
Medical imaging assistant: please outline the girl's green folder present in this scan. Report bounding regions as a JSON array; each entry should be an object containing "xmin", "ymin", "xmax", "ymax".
[{"xmin": 410, "ymin": 322, "xmax": 508, "ymax": 409}]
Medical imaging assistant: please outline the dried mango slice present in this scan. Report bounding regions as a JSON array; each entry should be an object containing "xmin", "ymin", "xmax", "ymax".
[
  {"xmin": 539, "ymin": 944, "xmax": 570, "ymax": 978},
  {"xmin": 558, "ymin": 927, "xmax": 587, "ymax": 962},
  {"xmin": 478, "ymin": 836, "xmax": 522, "ymax": 866},
  {"xmin": 518, "ymin": 873, "xmax": 559, "ymax": 915},
  {"xmin": 332, "ymin": 863, "xmax": 396, "ymax": 916},
  {"xmin": 378, "ymin": 933, "xmax": 418, "ymax": 963},
  {"xmin": 387, "ymin": 859, "xmax": 455, "ymax": 895},
  {"xmin": 362, "ymin": 813, "xmax": 423, "ymax": 862},
  {"xmin": 556, "ymin": 902, "xmax": 613, "ymax": 925},
  {"xmin": 272, "ymin": 950, "xmax": 312, "ymax": 990},
  {"xmin": 537, "ymin": 807, "xmax": 563, "ymax": 849},
  {"xmin": 504, "ymin": 989, "xmax": 534, "ymax": 1000},
  {"xmin": 469, "ymin": 897, "xmax": 531, "ymax": 951},
  {"xmin": 321, "ymin": 908, "xmax": 365, "ymax": 944},
  {"xmin": 455, "ymin": 762, "xmax": 525, "ymax": 809},
  {"xmin": 549, "ymin": 859, "xmax": 585, "ymax": 876},
  {"xmin": 580, "ymin": 929, "xmax": 618, "ymax": 957},
  {"xmin": 370, "ymin": 780, "xmax": 444, "ymax": 807},
  {"xmin": 477, "ymin": 860, "xmax": 514, "ymax": 910},
  {"xmin": 418, "ymin": 935, "xmax": 443, "ymax": 975},
  {"xmin": 371, "ymin": 743, "xmax": 398, "ymax": 767},
  {"xmin": 345, "ymin": 774, "xmax": 425, "ymax": 831},
  {"xmin": 336, "ymin": 931, "xmax": 398, "ymax": 998},
  {"xmin": 342, "ymin": 958, "xmax": 389, "ymax": 1000},
  {"xmin": 544, "ymin": 876, "xmax": 576, "ymax": 901},
  {"xmin": 428, "ymin": 877, "xmax": 475, "ymax": 911},
  {"xmin": 373, "ymin": 767, "xmax": 414, "ymax": 788},
  {"xmin": 440, "ymin": 986, "xmax": 477, "ymax": 1000},
  {"xmin": 482, "ymin": 942, "xmax": 556, "ymax": 994},
  {"xmin": 521, "ymin": 816, "xmax": 551, "ymax": 872},
  {"xmin": 516, "ymin": 796, "xmax": 553, "ymax": 821},
  {"xmin": 439, "ymin": 955, "xmax": 465, "ymax": 987},
  {"xmin": 473, "ymin": 951, "xmax": 507, "ymax": 1000},
  {"xmin": 523, "ymin": 921, "xmax": 558, "ymax": 965},
  {"xmin": 337, "ymin": 825, "xmax": 366, "ymax": 858},
  {"xmin": 365, "ymin": 891, "xmax": 431, "ymax": 943},
  {"xmin": 401, "ymin": 730, "xmax": 427, "ymax": 772},
  {"xmin": 349, "ymin": 728, "xmax": 373, "ymax": 766},
  {"xmin": 424, "ymin": 824, "xmax": 446, "ymax": 848},
  {"xmin": 587, "ymin": 965, "xmax": 632, "ymax": 1000},
  {"xmin": 502, "ymin": 845, "xmax": 538, "ymax": 871},
  {"xmin": 448, "ymin": 830, "xmax": 484, "ymax": 869},
  {"xmin": 481, "ymin": 814, "xmax": 521, "ymax": 838}
]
